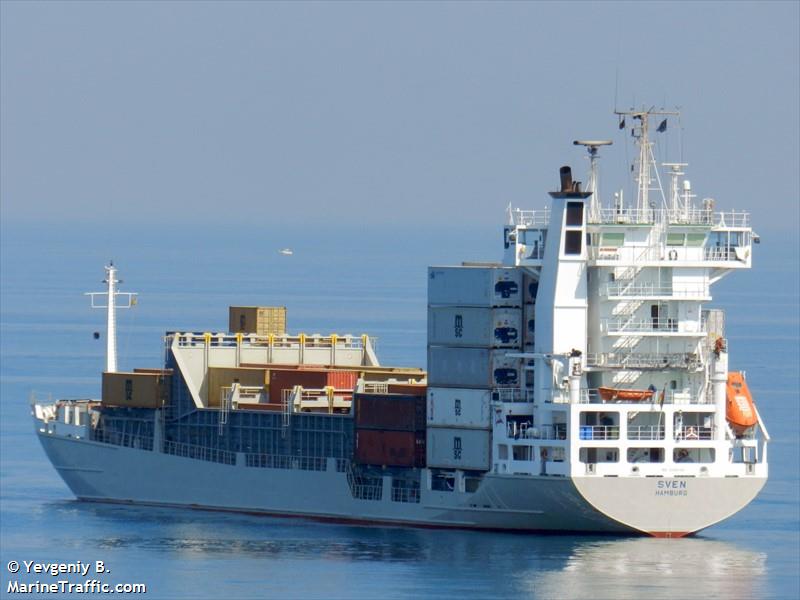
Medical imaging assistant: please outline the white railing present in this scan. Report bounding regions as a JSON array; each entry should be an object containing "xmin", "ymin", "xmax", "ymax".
[
  {"xmin": 586, "ymin": 352, "xmax": 702, "ymax": 370},
  {"xmin": 713, "ymin": 210, "xmax": 750, "ymax": 228},
  {"xmin": 172, "ymin": 331, "xmax": 372, "ymax": 350},
  {"xmin": 674, "ymin": 425, "xmax": 715, "ymax": 441},
  {"xmin": 603, "ymin": 318, "xmax": 682, "ymax": 333},
  {"xmin": 703, "ymin": 247, "xmax": 740, "ymax": 261},
  {"xmin": 511, "ymin": 208, "xmax": 551, "ymax": 226},
  {"xmin": 568, "ymin": 388, "xmax": 706, "ymax": 405},
  {"xmin": 578, "ymin": 425, "xmax": 620, "ymax": 440},
  {"xmin": 603, "ymin": 283, "xmax": 708, "ymax": 298},
  {"xmin": 589, "ymin": 207, "xmax": 750, "ymax": 228},
  {"xmin": 363, "ymin": 382, "xmax": 388, "ymax": 394},
  {"xmin": 627, "ymin": 425, "xmax": 665, "ymax": 440},
  {"xmin": 593, "ymin": 208, "xmax": 656, "ymax": 224}
]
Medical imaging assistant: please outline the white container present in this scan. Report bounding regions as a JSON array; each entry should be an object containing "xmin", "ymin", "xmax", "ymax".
[
  {"xmin": 522, "ymin": 304, "xmax": 536, "ymax": 347},
  {"xmin": 428, "ymin": 346, "xmax": 522, "ymax": 388},
  {"xmin": 523, "ymin": 274, "xmax": 539, "ymax": 304},
  {"xmin": 427, "ymin": 427, "xmax": 491, "ymax": 470},
  {"xmin": 428, "ymin": 307, "xmax": 522, "ymax": 348},
  {"xmin": 427, "ymin": 388, "xmax": 492, "ymax": 429},
  {"xmin": 428, "ymin": 266, "xmax": 522, "ymax": 307}
]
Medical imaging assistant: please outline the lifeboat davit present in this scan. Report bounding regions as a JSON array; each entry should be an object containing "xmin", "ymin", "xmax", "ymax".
[
  {"xmin": 598, "ymin": 387, "xmax": 655, "ymax": 402},
  {"xmin": 726, "ymin": 372, "xmax": 758, "ymax": 436}
]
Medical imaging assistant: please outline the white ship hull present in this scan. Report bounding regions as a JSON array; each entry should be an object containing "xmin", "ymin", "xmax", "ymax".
[{"xmin": 36, "ymin": 425, "xmax": 765, "ymax": 536}]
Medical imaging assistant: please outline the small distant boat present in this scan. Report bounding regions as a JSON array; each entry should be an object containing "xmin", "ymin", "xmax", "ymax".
[
  {"xmin": 279, "ymin": 248, "xmax": 293, "ymax": 256},
  {"xmin": 598, "ymin": 387, "xmax": 655, "ymax": 402}
]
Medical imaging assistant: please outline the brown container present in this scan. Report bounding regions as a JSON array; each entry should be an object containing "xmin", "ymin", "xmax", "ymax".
[
  {"xmin": 354, "ymin": 429, "xmax": 426, "ymax": 468},
  {"xmin": 207, "ymin": 367, "xmax": 268, "ymax": 407},
  {"xmin": 354, "ymin": 393, "xmax": 426, "ymax": 432},
  {"xmin": 102, "ymin": 371, "xmax": 171, "ymax": 409},
  {"xmin": 266, "ymin": 368, "xmax": 359, "ymax": 403},
  {"xmin": 386, "ymin": 383, "xmax": 427, "ymax": 396},
  {"xmin": 229, "ymin": 306, "xmax": 287, "ymax": 335},
  {"xmin": 268, "ymin": 369, "xmax": 327, "ymax": 404}
]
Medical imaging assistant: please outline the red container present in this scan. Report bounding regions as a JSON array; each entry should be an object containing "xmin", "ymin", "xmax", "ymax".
[
  {"xmin": 354, "ymin": 429, "xmax": 426, "ymax": 468},
  {"xmin": 354, "ymin": 393, "xmax": 426, "ymax": 432},
  {"xmin": 326, "ymin": 370, "xmax": 358, "ymax": 391}
]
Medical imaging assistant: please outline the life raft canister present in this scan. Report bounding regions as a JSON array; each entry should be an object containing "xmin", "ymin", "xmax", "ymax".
[{"xmin": 726, "ymin": 372, "xmax": 758, "ymax": 436}]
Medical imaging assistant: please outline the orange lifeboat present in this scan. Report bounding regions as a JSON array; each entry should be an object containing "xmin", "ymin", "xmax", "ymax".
[
  {"xmin": 726, "ymin": 372, "xmax": 758, "ymax": 436},
  {"xmin": 598, "ymin": 387, "xmax": 655, "ymax": 402}
]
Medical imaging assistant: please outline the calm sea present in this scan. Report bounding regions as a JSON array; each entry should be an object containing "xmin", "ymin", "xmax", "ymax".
[{"xmin": 1, "ymin": 223, "xmax": 798, "ymax": 599}]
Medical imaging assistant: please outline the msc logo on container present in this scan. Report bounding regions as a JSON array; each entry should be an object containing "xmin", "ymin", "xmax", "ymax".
[
  {"xmin": 453, "ymin": 436, "xmax": 462, "ymax": 460},
  {"xmin": 454, "ymin": 315, "xmax": 463, "ymax": 338}
]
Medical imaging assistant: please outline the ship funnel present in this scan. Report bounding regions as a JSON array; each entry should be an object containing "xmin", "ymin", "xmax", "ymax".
[
  {"xmin": 559, "ymin": 166, "xmax": 573, "ymax": 192},
  {"xmin": 550, "ymin": 165, "xmax": 590, "ymax": 199}
]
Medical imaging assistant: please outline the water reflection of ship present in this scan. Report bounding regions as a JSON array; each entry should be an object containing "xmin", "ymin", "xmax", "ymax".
[
  {"xmin": 529, "ymin": 537, "xmax": 767, "ymax": 600},
  {"xmin": 55, "ymin": 502, "xmax": 767, "ymax": 599}
]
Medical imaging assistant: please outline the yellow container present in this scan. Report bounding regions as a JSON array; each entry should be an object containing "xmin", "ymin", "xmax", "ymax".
[
  {"xmin": 229, "ymin": 306, "xmax": 287, "ymax": 335},
  {"xmin": 102, "ymin": 372, "xmax": 171, "ymax": 408},
  {"xmin": 207, "ymin": 366, "xmax": 268, "ymax": 407}
]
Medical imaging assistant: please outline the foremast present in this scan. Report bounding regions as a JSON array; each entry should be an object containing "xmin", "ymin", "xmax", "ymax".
[{"xmin": 86, "ymin": 263, "xmax": 137, "ymax": 373}]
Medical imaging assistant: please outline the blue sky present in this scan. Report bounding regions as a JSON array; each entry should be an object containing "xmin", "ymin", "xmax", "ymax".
[{"xmin": 1, "ymin": 1, "xmax": 798, "ymax": 233}]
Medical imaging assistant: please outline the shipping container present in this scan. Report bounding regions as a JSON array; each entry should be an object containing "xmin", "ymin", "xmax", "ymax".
[
  {"xmin": 427, "ymin": 388, "xmax": 492, "ymax": 429},
  {"xmin": 523, "ymin": 274, "xmax": 540, "ymax": 304},
  {"xmin": 354, "ymin": 393, "xmax": 426, "ymax": 432},
  {"xmin": 428, "ymin": 266, "xmax": 522, "ymax": 307},
  {"xmin": 229, "ymin": 306, "xmax": 287, "ymax": 335},
  {"xmin": 523, "ymin": 304, "xmax": 536, "ymax": 347},
  {"xmin": 386, "ymin": 383, "xmax": 427, "ymax": 396},
  {"xmin": 426, "ymin": 427, "xmax": 491, "ymax": 470},
  {"xmin": 268, "ymin": 369, "xmax": 358, "ymax": 404},
  {"xmin": 207, "ymin": 367, "xmax": 267, "ymax": 407},
  {"xmin": 428, "ymin": 306, "xmax": 522, "ymax": 348},
  {"xmin": 102, "ymin": 372, "xmax": 171, "ymax": 409},
  {"xmin": 427, "ymin": 346, "xmax": 522, "ymax": 388},
  {"xmin": 354, "ymin": 429, "xmax": 426, "ymax": 468}
]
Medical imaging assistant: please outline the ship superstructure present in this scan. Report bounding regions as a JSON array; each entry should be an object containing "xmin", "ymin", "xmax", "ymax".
[{"xmin": 32, "ymin": 110, "xmax": 768, "ymax": 536}]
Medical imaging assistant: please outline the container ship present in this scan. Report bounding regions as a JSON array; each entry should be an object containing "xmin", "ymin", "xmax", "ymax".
[{"xmin": 32, "ymin": 109, "xmax": 768, "ymax": 537}]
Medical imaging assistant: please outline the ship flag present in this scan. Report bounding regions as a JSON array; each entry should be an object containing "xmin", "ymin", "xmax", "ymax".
[
  {"xmin": 657, "ymin": 118, "xmax": 668, "ymax": 133},
  {"xmin": 619, "ymin": 117, "xmax": 625, "ymax": 130}
]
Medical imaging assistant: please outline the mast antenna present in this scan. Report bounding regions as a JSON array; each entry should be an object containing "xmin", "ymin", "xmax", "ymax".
[
  {"xmin": 614, "ymin": 107, "xmax": 680, "ymax": 220},
  {"xmin": 85, "ymin": 262, "xmax": 137, "ymax": 373},
  {"xmin": 573, "ymin": 140, "xmax": 612, "ymax": 222}
]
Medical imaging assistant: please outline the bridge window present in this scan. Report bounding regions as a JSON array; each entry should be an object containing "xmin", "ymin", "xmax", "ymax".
[
  {"xmin": 600, "ymin": 232, "xmax": 625, "ymax": 247},
  {"xmin": 566, "ymin": 202, "xmax": 584, "ymax": 226},
  {"xmin": 512, "ymin": 445, "xmax": 532, "ymax": 461},
  {"xmin": 627, "ymin": 448, "xmax": 665, "ymax": 463},
  {"xmin": 580, "ymin": 447, "xmax": 619, "ymax": 463},
  {"xmin": 564, "ymin": 231, "xmax": 582, "ymax": 255},
  {"xmin": 674, "ymin": 448, "xmax": 715, "ymax": 463}
]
